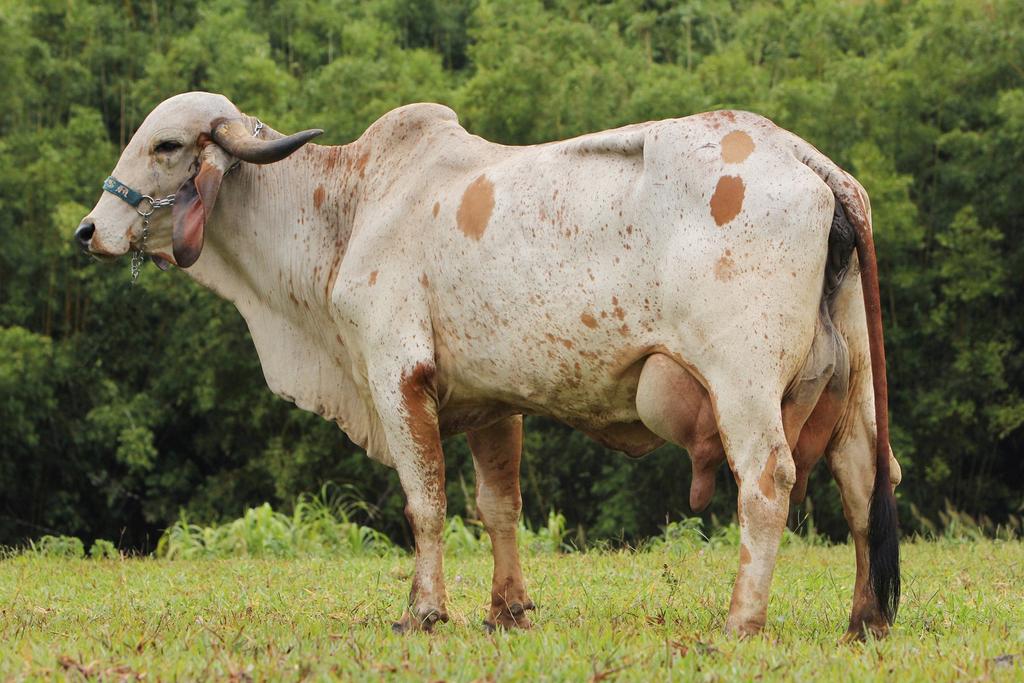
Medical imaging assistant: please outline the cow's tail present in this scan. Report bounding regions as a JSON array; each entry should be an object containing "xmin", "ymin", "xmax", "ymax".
[{"xmin": 793, "ymin": 138, "xmax": 900, "ymax": 625}]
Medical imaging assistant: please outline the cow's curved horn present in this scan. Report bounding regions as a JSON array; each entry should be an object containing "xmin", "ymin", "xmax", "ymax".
[{"xmin": 211, "ymin": 119, "xmax": 323, "ymax": 164}]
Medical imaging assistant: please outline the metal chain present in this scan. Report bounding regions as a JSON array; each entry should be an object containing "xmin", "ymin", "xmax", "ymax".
[
  {"xmin": 130, "ymin": 194, "xmax": 172, "ymax": 285},
  {"xmin": 130, "ymin": 214, "xmax": 149, "ymax": 284}
]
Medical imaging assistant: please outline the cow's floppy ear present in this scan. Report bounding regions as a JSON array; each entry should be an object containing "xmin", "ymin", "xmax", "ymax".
[{"xmin": 172, "ymin": 144, "xmax": 231, "ymax": 268}]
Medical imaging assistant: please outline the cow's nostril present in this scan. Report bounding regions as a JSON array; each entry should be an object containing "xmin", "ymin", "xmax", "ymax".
[{"xmin": 75, "ymin": 220, "xmax": 95, "ymax": 249}]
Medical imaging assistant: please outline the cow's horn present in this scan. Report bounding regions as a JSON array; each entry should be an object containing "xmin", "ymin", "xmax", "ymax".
[{"xmin": 211, "ymin": 119, "xmax": 323, "ymax": 164}]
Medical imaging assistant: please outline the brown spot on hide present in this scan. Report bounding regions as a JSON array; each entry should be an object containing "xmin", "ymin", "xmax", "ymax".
[
  {"xmin": 355, "ymin": 151, "xmax": 370, "ymax": 177},
  {"xmin": 544, "ymin": 332, "xmax": 575, "ymax": 349},
  {"xmin": 420, "ymin": 273, "xmax": 430, "ymax": 288},
  {"xmin": 288, "ymin": 292, "xmax": 299, "ymax": 305},
  {"xmin": 368, "ymin": 270, "xmax": 378, "ymax": 286},
  {"xmin": 740, "ymin": 544, "xmax": 751, "ymax": 565},
  {"xmin": 758, "ymin": 447, "xmax": 778, "ymax": 499},
  {"xmin": 714, "ymin": 253, "xmax": 736, "ymax": 281},
  {"xmin": 721, "ymin": 130, "xmax": 755, "ymax": 164},
  {"xmin": 325, "ymin": 254, "xmax": 342, "ymax": 302},
  {"xmin": 399, "ymin": 363, "xmax": 443, "ymax": 465},
  {"xmin": 580, "ymin": 312, "xmax": 598, "ymax": 329},
  {"xmin": 323, "ymin": 147, "xmax": 343, "ymax": 172},
  {"xmin": 432, "ymin": 202, "xmax": 440, "ymax": 218},
  {"xmin": 710, "ymin": 175, "xmax": 745, "ymax": 226},
  {"xmin": 313, "ymin": 185, "xmax": 326, "ymax": 210},
  {"xmin": 456, "ymin": 175, "xmax": 495, "ymax": 241}
]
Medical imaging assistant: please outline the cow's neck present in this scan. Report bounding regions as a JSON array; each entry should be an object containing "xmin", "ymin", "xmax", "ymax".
[
  {"xmin": 188, "ymin": 142, "xmax": 362, "ymax": 312},
  {"xmin": 180, "ymin": 142, "xmax": 375, "ymax": 439}
]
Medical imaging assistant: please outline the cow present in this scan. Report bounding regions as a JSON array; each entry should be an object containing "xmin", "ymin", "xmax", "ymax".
[{"xmin": 77, "ymin": 91, "xmax": 900, "ymax": 638}]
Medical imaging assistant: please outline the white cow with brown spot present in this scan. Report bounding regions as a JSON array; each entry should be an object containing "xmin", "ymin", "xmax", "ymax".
[{"xmin": 77, "ymin": 92, "xmax": 900, "ymax": 638}]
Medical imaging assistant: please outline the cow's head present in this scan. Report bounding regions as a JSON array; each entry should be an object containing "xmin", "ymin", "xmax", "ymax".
[{"xmin": 77, "ymin": 91, "xmax": 321, "ymax": 268}]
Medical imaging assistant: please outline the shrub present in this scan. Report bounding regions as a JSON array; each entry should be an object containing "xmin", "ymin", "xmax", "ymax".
[
  {"xmin": 89, "ymin": 539, "xmax": 119, "ymax": 559},
  {"xmin": 643, "ymin": 517, "xmax": 707, "ymax": 553},
  {"xmin": 910, "ymin": 499, "xmax": 1022, "ymax": 542},
  {"xmin": 33, "ymin": 535, "xmax": 85, "ymax": 558},
  {"xmin": 444, "ymin": 515, "xmax": 488, "ymax": 554},
  {"xmin": 519, "ymin": 510, "xmax": 572, "ymax": 553},
  {"xmin": 156, "ymin": 485, "xmax": 396, "ymax": 559}
]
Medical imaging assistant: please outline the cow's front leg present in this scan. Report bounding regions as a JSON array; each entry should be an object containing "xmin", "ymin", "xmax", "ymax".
[
  {"xmin": 377, "ymin": 361, "xmax": 449, "ymax": 633},
  {"xmin": 467, "ymin": 415, "xmax": 535, "ymax": 630}
]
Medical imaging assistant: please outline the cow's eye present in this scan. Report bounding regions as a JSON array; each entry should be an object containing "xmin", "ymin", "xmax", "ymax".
[{"xmin": 154, "ymin": 140, "xmax": 183, "ymax": 154}]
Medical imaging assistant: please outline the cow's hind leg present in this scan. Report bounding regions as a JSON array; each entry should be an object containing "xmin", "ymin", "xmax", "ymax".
[
  {"xmin": 375, "ymin": 361, "xmax": 450, "ymax": 633},
  {"xmin": 828, "ymin": 389, "xmax": 902, "ymax": 641},
  {"xmin": 713, "ymin": 383, "xmax": 796, "ymax": 636},
  {"xmin": 637, "ymin": 355, "xmax": 798, "ymax": 635},
  {"xmin": 467, "ymin": 415, "xmax": 535, "ymax": 630}
]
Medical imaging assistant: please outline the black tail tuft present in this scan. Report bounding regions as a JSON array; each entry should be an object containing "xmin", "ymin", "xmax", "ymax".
[{"xmin": 868, "ymin": 477, "xmax": 900, "ymax": 624}]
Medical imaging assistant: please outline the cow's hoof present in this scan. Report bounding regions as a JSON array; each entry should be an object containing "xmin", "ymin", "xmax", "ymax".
[
  {"xmin": 392, "ymin": 606, "xmax": 449, "ymax": 634},
  {"xmin": 485, "ymin": 600, "xmax": 535, "ymax": 630},
  {"xmin": 840, "ymin": 621, "xmax": 889, "ymax": 643},
  {"xmin": 724, "ymin": 618, "xmax": 764, "ymax": 638}
]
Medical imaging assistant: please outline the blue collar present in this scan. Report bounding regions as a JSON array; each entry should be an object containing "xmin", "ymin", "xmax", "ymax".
[
  {"xmin": 102, "ymin": 176, "xmax": 148, "ymax": 207},
  {"xmin": 102, "ymin": 176, "xmax": 175, "ymax": 216}
]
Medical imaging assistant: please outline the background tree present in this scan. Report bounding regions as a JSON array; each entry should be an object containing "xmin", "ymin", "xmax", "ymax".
[{"xmin": 1, "ymin": 0, "xmax": 1022, "ymax": 549}]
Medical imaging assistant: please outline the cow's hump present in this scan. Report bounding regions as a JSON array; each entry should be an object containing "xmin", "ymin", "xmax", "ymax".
[{"xmin": 359, "ymin": 103, "xmax": 461, "ymax": 145}]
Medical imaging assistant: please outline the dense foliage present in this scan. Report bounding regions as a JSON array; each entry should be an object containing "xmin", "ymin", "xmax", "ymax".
[{"xmin": 1, "ymin": 0, "xmax": 1022, "ymax": 549}]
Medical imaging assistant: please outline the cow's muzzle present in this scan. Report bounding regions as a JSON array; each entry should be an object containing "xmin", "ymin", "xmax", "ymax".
[
  {"xmin": 74, "ymin": 219, "xmax": 95, "ymax": 251},
  {"xmin": 74, "ymin": 218, "xmax": 118, "ymax": 261}
]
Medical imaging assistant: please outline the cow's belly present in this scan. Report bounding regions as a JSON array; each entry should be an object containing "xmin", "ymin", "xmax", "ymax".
[
  {"xmin": 436, "ymin": 370, "xmax": 665, "ymax": 457},
  {"xmin": 432, "ymin": 285, "xmax": 678, "ymax": 449},
  {"xmin": 433, "ymin": 384, "xmax": 664, "ymax": 457}
]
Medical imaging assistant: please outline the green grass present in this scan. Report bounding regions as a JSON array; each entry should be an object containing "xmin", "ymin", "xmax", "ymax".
[{"xmin": 2, "ymin": 541, "xmax": 1022, "ymax": 681}]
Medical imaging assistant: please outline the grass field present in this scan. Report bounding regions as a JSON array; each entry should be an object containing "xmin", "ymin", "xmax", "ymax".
[{"xmin": 2, "ymin": 540, "xmax": 1022, "ymax": 681}]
